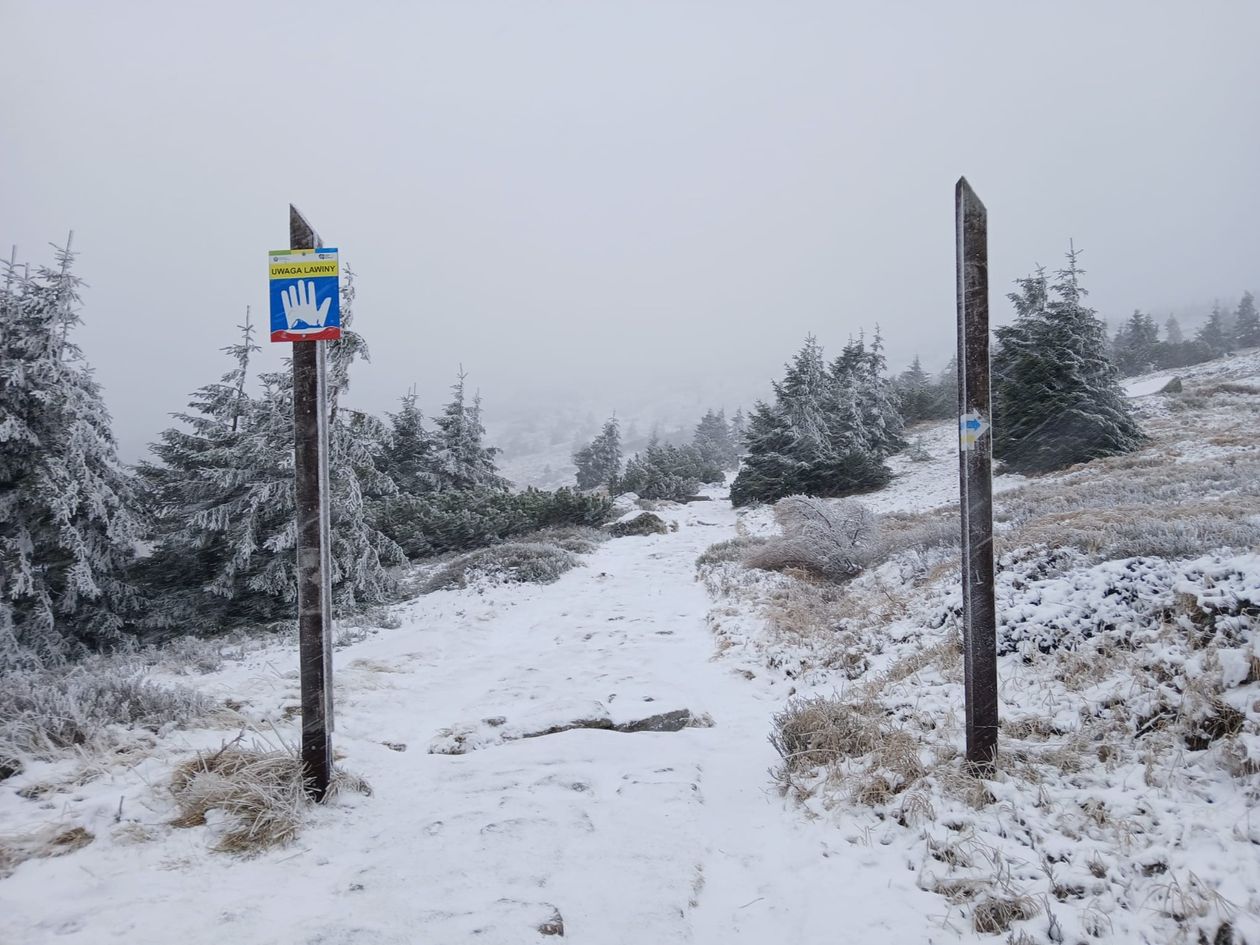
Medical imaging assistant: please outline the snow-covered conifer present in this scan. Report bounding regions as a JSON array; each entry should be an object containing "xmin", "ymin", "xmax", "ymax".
[
  {"xmin": 1196, "ymin": 304, "xmax": 1232, "ymax": 357},
  {"xmin": 992, "ymin": 249, "xmax": 1145, "ymax": 475},
  {"xmin": 1232, "ymin": 291, "xmax": 1260, "ymax": 349},
  {"xmin": 141, "ymin": 276, "xmax": 402, "ymax": 628},
  {"xmin": 692, "ymin": 409, "xmax": 738, "ymax": 470},
  {"xmin": 0, "ymin": 239, "xmax": 143, "ymax": 666},
  {"xmin": 573, "ymin": 416, "xmax": 622, "ymax": 491},
  {"xmin": 433, "ymin": 369, "xmax": 508, "ymax": 491}
]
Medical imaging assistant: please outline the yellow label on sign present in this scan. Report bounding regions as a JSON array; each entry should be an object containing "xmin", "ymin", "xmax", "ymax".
[{"xmin": 269, "ymin": 260, "xmax": 339, "ymax": 278}]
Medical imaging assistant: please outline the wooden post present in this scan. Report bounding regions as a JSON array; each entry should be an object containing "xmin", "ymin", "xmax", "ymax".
[
  {"xmin": 955, "ymin": 177, "xmax": 998, "ymax": 776},
  {"xmin": 290, "ymin": 204, "xmax": 334, "ymax": 800}
]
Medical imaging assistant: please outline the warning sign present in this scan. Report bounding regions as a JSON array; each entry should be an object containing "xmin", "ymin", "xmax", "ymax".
[{"xmin": 269, "ymin": 248, "xmax": 340, "ymax": 342}]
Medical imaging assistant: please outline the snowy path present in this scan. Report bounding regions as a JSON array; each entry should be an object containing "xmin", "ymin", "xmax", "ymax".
[{"xmin": 3, "ymin": 493, "xmax": 940, "ymax": 944}]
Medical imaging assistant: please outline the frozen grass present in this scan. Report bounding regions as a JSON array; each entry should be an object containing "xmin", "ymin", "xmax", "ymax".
[
  {"xmin": 170, "ymin": 738, "xmax": 370, "ymax": 855},
  {"xmin": 0, "ymin": 659, "xmax": 215, "ymax": 764},
  {"xmin": 0, "ymin": 824, "xmax": 95, "ymax": 879},
  {"xmin": 425, "ymin": 542, "xmax": 580, "ymax": 591}
]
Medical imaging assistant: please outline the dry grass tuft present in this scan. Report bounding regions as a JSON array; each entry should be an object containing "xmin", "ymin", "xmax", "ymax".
[
  {"xmin": 770, "ymin": 695, "xmax": 883, "ymax": 775},
  {"xmin": 972, "ymin": 895, "xmax": 1040, "ymax": 934},
  {"xmin": 170, "ymin": 740, "xmax": 370, "ymax": 854},
  {"xmin": 0, "ymin": 825, "xmax": 95, "ymax": 879}
]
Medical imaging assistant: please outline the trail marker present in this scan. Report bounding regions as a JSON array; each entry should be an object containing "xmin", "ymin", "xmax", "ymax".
[
  {"xmin": 286, "ymin": 205, "xmax": 335, "ymax": 800},
  {"xmin": 959, "ymin": 409, "xmax": 990, "ymax": 451},
  {"xmin": 955, "ymin": 177, "xmax": 998, "ymax": 776}
]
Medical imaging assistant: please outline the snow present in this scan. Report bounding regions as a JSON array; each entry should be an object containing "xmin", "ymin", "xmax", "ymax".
[
  {"xmin": 3, "ymin": 354, "xmax": 1259, "ymax": 943},
  {"xmin": 0, "ymin": 487, "xmax": 943, "ymax": 944}
]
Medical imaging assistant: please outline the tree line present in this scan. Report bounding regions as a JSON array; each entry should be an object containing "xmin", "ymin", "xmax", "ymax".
[{"xmin": 0, "ymin": 244, "xmax": 610, "ymax": 670}]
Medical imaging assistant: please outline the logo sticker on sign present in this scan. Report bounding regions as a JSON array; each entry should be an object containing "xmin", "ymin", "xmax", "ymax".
[{"xmin": 269, "ymin": 248, "xmax": 340, "ymax": 342}]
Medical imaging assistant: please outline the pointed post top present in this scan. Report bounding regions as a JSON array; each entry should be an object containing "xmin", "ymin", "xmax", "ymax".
[
  {"xmin": 290, "ymin": 204, "xmax": 321, "ymax": 250},
  {"xmin": 956, "ymin": 177, "xmax": 986, "ymax": 217}
]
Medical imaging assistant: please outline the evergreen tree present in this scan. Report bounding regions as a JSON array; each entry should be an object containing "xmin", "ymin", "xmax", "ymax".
[
  {"xmin": 1233, "ymin": 291, "xmax": 1260, "ymax": 349},
  {"xmin": 730, "ymin": 334, "xmax": 896, "ymax": 507},
  {"xmin": 992, "ymin": 250, "xmax": 1145, "ymax": 475},
  {"xmin": 1163, "ymin": 314, "xmax": 1184, "ymax": 345},
  {"xmin": 382, "ymin": 389, "xmax": 440, "ymax": 497},
  {"xmin": 1111, "ymin": 309, "xmax": 1160, "ymax": 376},
  {"xmin": 433, "ymin": 368, "xmax": 508, "ymax": 491},
  {"xmin": 1196, "ymin": 304, "xmax": 1232, "ymax": 357},
  {"xmin": 140, "ymin": 275, "xmax": 403, "ymax": 628},
  {"xmin": 845, "ymin": 327, "xmax": 905, "ymax": 457},
  {"xmin": 896, "ymin": 355, "xmax": 934, "ymax": 423},
  {"xmin": 573, "ymin": 416, "xmax": 622, "ymax": 491},
  {"xmin": 0, "ymin": 239, "xmax": 143, "ymax": 666},
  {"xmin": 691, "ymin": 409, "xmax": 739, "ymax": 470},
  {"xmin": 728, "ymin": 408, "xmax": 746, "ymax": 447},
  {"xmin": 619, "ymin": 442, "xmax": 721, "ymax": 500}
]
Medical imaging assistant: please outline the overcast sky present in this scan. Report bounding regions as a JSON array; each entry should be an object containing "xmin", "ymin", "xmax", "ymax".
[{"xmin": 4, "ymin": 1, "xmax": 1258, "ymax": 460}]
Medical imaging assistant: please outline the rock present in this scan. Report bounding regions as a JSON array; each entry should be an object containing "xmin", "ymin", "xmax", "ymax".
[
  {"xmin": 1159, "ymin": 376, "xmax": 1183, "ymax": 393},
  {"xmin": 607, "ymin": 513, "xmax": 668, "ymax": 537},
  {"xmin": 615, "ymin": 709, "xmax": 711, "ymax": 733},
  {"xmin": 537, "ymin": 907, "xmax": 565, "ymax": 936}
]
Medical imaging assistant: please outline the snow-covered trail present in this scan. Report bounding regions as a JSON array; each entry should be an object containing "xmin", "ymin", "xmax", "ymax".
[{"xmin": 3, "ymin": 492, "xmax": 938, "ymax": 944}]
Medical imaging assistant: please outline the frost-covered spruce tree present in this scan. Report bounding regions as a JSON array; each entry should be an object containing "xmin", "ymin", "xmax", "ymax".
[
  {"xmin": 573, "ymin": 416, "xmax": 622, "ymax": 491},
  {"xmin": 433, "ymin": 369, "xmax": 508, "ymax": 492},
  {"xmin": 138, "ymin": 317, "xmax": 295, "ymax": 626},
  {"xmin": 896, "ymin": 355, "xmax": 933, "ymax": 423},
  {"xmin": 1111, "ymin": 310, "xmax": 1160, "ymax": 376},
  {"xmin": 141, "ymin": 276, "xmax": 402, "ymax": 628},
  {"xmin": 836, "ymin": 328, "xmax": 905, "ymax": 458},
  {"xmin": 730, "ymin": 335, "xmax": 892, "ymax": 507},
  {"xmin": 1196, "ymin": 304, "xmax": 1232, "ymax": 357},
  {"xmin": 729, "ymin": 407, "xmax": 746, "ymax": 447},
  {"xmin": 691, "ymin": 409, "xmax": 738, "ymax": 470},
  {"xmin": 381, "ymin": 389, "xmax": 440, "ymax": 497},
  {"xmin": 1233, "ymin": 291, "xmax": 1260, "ymax": 349},
  {"xmin": 0, "ymin": 240, "xmax": 143, "ymax": 666},
  {"xmin": 992, "ymin": 250, "xmax": 1145, "ymax": 475}
]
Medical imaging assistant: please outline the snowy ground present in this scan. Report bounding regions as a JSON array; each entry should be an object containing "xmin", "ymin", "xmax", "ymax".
[
  {"xmin": 1, "ymin": 489, "xmax": 950, "ymax": 944},
  {"xmin": 2, "ymin": 353, "xmax": 1257, "ymax": 944}
]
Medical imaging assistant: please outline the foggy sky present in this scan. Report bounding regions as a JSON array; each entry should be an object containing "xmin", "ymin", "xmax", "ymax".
[{"xmin": 3, "ymin": 1, "xmax": 1258, "ymax": 461}]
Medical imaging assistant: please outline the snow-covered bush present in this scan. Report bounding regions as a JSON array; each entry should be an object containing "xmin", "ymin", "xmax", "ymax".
[
  {"xmin": 377, "ymin": 487, "xmax": 614, "ymax": 559},
  {"xmin": 745, "ymin": 496, "xmax": 876, "ymax": 581},
  {"xmin": 425, "ymin": 542, "xmax": 579, "ymax": 591},
  {"xmin": 0, "ymin": 660, "xmax": 212, "ymax": 763},
  {"xmin": 606, "ymin": 512, "xmax": 668, "ymax": 537},
  {"xmin": 694, "ymin": 535, "xmax": 768, "ymax": 569}
]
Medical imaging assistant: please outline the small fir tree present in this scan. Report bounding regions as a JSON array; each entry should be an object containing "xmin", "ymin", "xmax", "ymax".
[
  {"xmin": 691, "ymin": 409, "xmax": 739, "ymax": 470},
  {"xmin": 1233, "ymin": 291, "xmax": 1260, "ymax": 349},
  {"xmin": 433, "ymin": 368, "xmax": 508, "ymax": 492},
  {"xmin": 573, "ymin": 416, "xmax": 622, "ymax": 491},
  {"xmin": 1196, "ymin": 304, "xmax": 1231, "ymax": 357},
  {"xmin": 992, "ymin": 249, "xmax": 1145, "ymax": 475}
]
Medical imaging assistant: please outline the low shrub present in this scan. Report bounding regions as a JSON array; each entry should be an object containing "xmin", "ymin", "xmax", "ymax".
[
  {"xmin": 607, "ymin": 512, "xmax": 669, "ymax": 537},
  {"xmin": 377, "ymin": 487, "xmax": 614, "ymax": 559},
  {"xmin": 745, "ymin": 496, "xmax": 876, "ymax": 581},
  {"xmin": 425, "ymin": 542, "xmax": 580, "ymax": 591}
]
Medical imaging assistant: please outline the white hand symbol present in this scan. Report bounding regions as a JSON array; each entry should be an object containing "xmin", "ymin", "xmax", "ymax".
[{"xmin": 280, "ymin": 280, "xmax": 331, "ymax": 330}]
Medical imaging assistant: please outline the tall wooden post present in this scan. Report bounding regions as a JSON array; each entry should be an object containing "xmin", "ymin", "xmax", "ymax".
[
  {"xmin": 290, "ymin": 204, "xmax": 334, "ymax": 800},
  {"xmin": 955, "ymin": 177, "xmax": 998, "ymax": 775}
]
